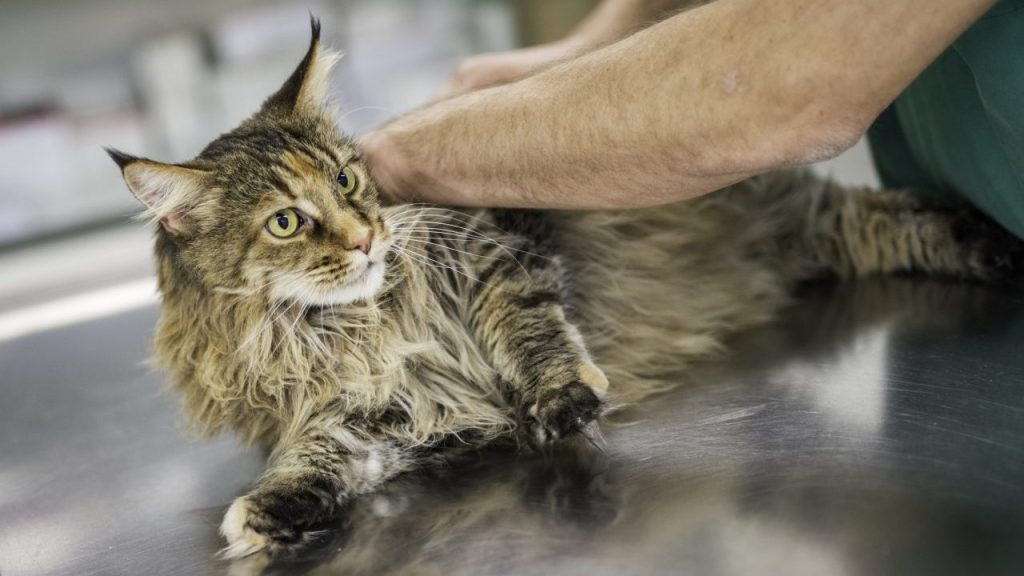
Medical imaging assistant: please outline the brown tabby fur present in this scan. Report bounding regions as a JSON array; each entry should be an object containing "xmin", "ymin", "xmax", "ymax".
[{"xmin": 108, "ymin": 21, "xmax": 1021, "ymax": 558}]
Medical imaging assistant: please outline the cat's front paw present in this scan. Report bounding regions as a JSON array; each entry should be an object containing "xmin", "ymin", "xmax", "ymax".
[
  {"xmin": 527, "ymin": 362, "xmax": 607, "ymax": 444},
  {"xmin": 220, "ymin": 482, "xmax": 338, "ymax": 559}
]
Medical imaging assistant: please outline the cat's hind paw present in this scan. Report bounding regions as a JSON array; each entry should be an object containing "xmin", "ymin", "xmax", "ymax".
[{"xmin": 953, "ymin": 211, "xmax": 1024, "ymax": 282}]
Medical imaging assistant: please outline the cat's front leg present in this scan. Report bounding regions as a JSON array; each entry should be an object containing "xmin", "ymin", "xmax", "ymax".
[
  {"xmin": 467, "ymin": 257, "xmax": 608, "ymax": 444},
  {"xmin": 220, "ymin": 426, "xmax": 413, "ymax": 558}
]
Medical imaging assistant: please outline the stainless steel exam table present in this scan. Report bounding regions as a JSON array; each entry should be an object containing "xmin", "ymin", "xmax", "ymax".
[{"xmin": 2, "ymin": 277, "xmax": 1022, "ymax": 576}]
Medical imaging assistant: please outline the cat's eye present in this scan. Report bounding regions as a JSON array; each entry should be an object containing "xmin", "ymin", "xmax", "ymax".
[
  {"xmin": 266, "ymin": 208, "xmax": 306, "ymax": 238},
  {"xmin": 337, "ymin": 165, "xmax": 357, "ymax": 193}
]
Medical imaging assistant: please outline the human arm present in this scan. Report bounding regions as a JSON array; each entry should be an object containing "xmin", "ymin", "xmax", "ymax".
[
  {"xmin": 431, "ymin": 0, "xmax": 700, "ymax": 101},
  {"xmin": 360, "ymin": 0, "xmax": 996, "ymax": 209}
]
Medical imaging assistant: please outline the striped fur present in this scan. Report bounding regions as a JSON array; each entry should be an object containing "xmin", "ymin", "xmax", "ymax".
[{"xmin": 110, "ymin": 22, "xmax": 1022, "ymax": 558}]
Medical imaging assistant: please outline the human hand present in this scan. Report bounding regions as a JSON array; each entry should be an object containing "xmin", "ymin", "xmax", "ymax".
[
  {"xmin": 360, "ymin": 38, "xmax": 593, "ymax": 205},
  {"xmin": 430, "ymin": 39, "xmax": 592, "ymax": 102},
  {"xmin": 358, "ymin": 128, "xmax": 408, "ymax": 205}
]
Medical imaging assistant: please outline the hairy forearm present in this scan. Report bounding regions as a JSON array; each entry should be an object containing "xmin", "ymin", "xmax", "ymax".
[
  {"xmin": 571, "ymin": 0, "xmax": 705, "ymax": 45},
  {"xmin": 365, "ymin": 0, "xmax": 996, "ymax": 209}
]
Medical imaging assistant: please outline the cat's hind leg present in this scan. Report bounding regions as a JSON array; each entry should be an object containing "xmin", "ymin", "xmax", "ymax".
[{"xmin": 807, "ymin": 189, "xmax": 1024, "ymax": 282}]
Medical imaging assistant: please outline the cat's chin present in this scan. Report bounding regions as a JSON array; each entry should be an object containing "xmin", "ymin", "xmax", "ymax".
[
  {"xmin": 282, "ymin": 262, "xmax": 387, "ymax": 307},
  {"xmin": 321, "ymin": 261, "xmax": 387, "ymax": 306}
]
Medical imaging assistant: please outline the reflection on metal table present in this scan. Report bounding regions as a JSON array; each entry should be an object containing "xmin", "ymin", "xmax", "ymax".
[{"xmin": 1, "ymin": 277, "xmax": 1022, "ymax": 576}]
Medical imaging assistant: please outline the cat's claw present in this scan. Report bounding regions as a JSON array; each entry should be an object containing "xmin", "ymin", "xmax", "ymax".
[{"xmin": 580, "ymin": 421, "xmax": 608, "ymax": 452}]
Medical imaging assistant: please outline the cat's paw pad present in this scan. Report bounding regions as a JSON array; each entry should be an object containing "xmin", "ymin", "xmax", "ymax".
[
  {"xmin": 528, "ymin": 367, "xmax": 605, "ymax": 444},
  {"xmin": 219, "ymin": 485, "xmax": 336, "ymax": 559}
]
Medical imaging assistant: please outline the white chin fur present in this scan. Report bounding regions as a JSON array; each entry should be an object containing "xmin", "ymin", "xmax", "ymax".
[{"xmin": 275, "ymin": 261, "xmax": 387, "ymax": 307}]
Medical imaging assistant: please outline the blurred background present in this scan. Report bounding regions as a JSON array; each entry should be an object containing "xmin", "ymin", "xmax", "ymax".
[{"xmin": 0, "ymin": 0, "xmax": 876, "ymax": 330}]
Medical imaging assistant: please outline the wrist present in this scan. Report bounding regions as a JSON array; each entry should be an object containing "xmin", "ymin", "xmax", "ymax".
[
  {"xmin": 561, "ymin": 29, "xmax": 607, "ymax": 54},
  {"xmin": 558, "ymin": 33, "xmax": 597, "ymax": 53}
]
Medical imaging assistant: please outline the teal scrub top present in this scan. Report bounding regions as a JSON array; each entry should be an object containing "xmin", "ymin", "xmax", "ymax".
[{"xmin": 867, "ymin": 0, "xmax": 1024, "ymax": 239}]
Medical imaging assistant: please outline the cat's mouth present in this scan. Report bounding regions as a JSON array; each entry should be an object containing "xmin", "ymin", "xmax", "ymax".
[
  {"xmin": 271, "ymin": 255, "xmax": 387, "ymax": 308},
  {"xmin": 315, "ymin": 257, "xmax": 387, "ymax": 306}
]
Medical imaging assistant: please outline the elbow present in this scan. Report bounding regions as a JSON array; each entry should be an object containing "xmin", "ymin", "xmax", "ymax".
[
  {"xmin": 786, "ymin": 102, "xmax": 874, "ymax": 166},
  {"xmin": 793, "ymin": 120, "xmax": 869, "ymax": 165},
  {"xmin": 724, "ymin": 98, "xmax": 875, "ymax": 176}
]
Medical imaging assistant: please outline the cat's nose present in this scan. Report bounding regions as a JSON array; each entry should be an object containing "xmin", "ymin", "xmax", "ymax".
[{"xmin": 347, "ymin": 228, "xmax": 374, "ymax": 254}]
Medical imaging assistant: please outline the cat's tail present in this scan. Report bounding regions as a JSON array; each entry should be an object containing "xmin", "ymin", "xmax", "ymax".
[{"xmin": 770, "ymin": 171, "xmax": 1024, "ymax": 283}]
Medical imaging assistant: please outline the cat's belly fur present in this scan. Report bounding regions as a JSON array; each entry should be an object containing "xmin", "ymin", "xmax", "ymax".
[{"xmin": 550, "ymin": 171, "xmax": 821, "ymax": 401}]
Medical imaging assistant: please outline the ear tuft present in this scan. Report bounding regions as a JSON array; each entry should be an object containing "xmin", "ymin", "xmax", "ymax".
[
  {"xmin": 261, "ymin": 17, "xmax": 342, "ymax": 117},
  {"xmin": 105, "ymin": 147, "xmax": 137, "ymax": 169},
  {"xmin": 309, "ymin": 14, "xmax": 321, "ymax": 43}
]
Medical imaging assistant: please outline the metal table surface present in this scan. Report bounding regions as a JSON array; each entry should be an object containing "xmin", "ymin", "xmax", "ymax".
[{"xmin": 1, "ymin": 277, "xmax": 1022, "ymax": 576}]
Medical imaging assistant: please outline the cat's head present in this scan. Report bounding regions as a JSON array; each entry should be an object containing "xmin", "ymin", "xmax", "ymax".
[{"xmin": 109, "ymin": 19, "xmax": 392, "ymax": 306}]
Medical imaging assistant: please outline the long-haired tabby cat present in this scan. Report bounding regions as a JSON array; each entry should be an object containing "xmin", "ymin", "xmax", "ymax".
[{"xmin": 108, "ymin": 21, "xmax": 1019, "ymax": 558}]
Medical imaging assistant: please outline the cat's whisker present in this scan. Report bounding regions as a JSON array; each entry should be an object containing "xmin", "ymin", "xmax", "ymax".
[
  {"xmin": 274, "ymin": 301, "xmax": 311, "ymax": 359},
  {"xmin": 302, "ymin": 321, "xmax": 333, "ymax": 360},
  {"xmin": 388, "ymin": 245, "xmax": 454, "ymax": 275},
  {"xmin": 394, "ymin": 227, "xmax": 535, "ymax": 279},
  {"xmin": 390, "ymin": 245, "xmax": 501, "ymax": 291},
  {"xmin": 337, "ymin": 105, "xmax": 399, "ymax": 124},
  {"xmin": 218, "ymin": 273, "xmax": 282, "ymax": 307},
  {"xmin": 390, "ymin": 222, "xmax": 493, "ymax": 241},
  {"xmin": 240, "ymin": 278, "xmax": 278, "ymax": 301},
  {"xmin": 391, "ymin": 217, "xmax": 554, "ymax": 261},
  {"xmin": 413, "ymin": 207, "xmax": 525, "ymax": 240},
  {"xmin": 389, "ymin": 244, "xmax": 464, "ymax": 279},
  {"xmin": 390, "ymin": 224, "xmax": 516, "ymax": 257},
  {"xmin": 382, "ymin": 207, "xmax": 433, "ymax": 222},
  {"xmin": 267, "ymin": 286, "xmax": 297, "ymax": 325},
  {"xmin": 237, "ymin": 285, "xmax": 292, "ymax": 354},
  {"xmin": 392, "ymin": 236, "xmax": 508, "ymax": 264},
  {"xmin": 395, "ymin": 229, "xmax": 542, "ymax": 267},
  {"xmin": 404, "ymin": 219, "xmax": 535, "ymax": 246}
]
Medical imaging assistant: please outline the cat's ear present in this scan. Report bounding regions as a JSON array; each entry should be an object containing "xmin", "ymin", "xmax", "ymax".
[
  {"xmin": 261, "ymin": 17, "xmax": 341, "ymax": 117},
  {"xmin": 106, "ymin": 148, "xmax": 208, "ymax": 236}
]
